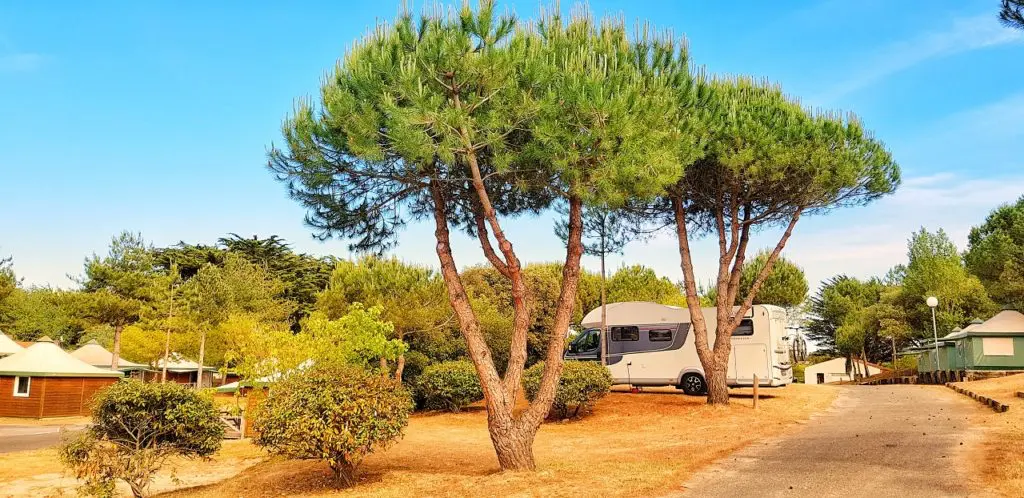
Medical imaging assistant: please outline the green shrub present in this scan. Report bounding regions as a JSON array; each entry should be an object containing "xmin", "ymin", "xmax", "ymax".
[
  {"xmin": 58, "ymin": 380, "xmax": 224, "ymax": 498},
  {"xmin": 522, "ymin": 360, "xmax": 612, "ymax": 420},
  {"xmin": 884, "ymin": 355, "xmax": 918, "ymax": 371},
  {"xmin": 252, "ymin": 362, "xmax": 413, "ymax": 487},
  {"xmin": 399, "ymin": 350, "xmax": 431, "ymax": 385},
  {"xmin": 793, "ymin": 362, "xmax": 807, "ymax": 383},
  {"xmin": 416, "ymin": 360, "xmax": 484, "ymax": 412}
]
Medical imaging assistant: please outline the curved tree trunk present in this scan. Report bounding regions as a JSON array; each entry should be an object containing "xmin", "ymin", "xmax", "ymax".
[{"xmin": 427, "ymin": 178, "xmax": 583, "ymax": 471}]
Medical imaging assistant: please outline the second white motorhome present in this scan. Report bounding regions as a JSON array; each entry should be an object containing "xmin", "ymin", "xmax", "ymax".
[{"xmin": 564, "ymin": 302, "xmax": 793, "ymax": 395}]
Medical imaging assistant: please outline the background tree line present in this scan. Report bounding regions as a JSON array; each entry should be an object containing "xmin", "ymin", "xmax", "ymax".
[
  {"xmin": 805, "ymin": 196, "xmax": 1024, "ymax": 367},
  {"xmin": 0, "ymin": 230, "xmax": 812, "ymax": 382}
]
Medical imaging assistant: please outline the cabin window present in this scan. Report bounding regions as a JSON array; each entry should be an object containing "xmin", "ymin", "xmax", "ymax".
[
  {"xmin": 648, "ymin": 329, "xmax": 673, "ymax": 342},
  {"xmin": 732, "ymin": 319, "xmax": 754, "ymax": 336},
  {"xmin": 13, "ymin": 376, "xmax": 30, "ymax": 397},
  {"xmin": 982, "ymin": 337, "xmax": 1014, "ymax": 356},
  {"xmin": 611, "ymin": 326, "xmax": 639, "ymax": 341}
]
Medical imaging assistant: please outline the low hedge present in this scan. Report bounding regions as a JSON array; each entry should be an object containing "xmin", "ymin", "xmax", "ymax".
[
  {"xmin": 522, "ymin": 360, "xmax": 612, "ymax": 420},
  {"xmin": 416, "ymin": 360, "xmax": 484, "ymax": 412}
]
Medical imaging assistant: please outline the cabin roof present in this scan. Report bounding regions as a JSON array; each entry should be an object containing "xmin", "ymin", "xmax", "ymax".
[
  {"xmin": 0, "ymin": 331, "xmax": 24, "ymax": 356},
  {"xmin": 69, "ymin": 340, "xmax": 149, "ymax": 371},
  {"xmin": 155, "ymin": 353, "xmax": 216, "ymax": 372},
  {"xmin": 0, "ymin": 337, "xmax": 124, "ymax": 378}
]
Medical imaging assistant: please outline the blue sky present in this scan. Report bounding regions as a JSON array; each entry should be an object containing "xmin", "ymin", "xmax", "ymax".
[{"xmin": 1, "ymin": 0, "xmax": 1022, "ymax": 293}]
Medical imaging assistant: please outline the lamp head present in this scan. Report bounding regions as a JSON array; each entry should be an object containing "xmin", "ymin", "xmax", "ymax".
[{"xmin": 926, "ymin": 296, "xmax": 938, "ymax": 308}]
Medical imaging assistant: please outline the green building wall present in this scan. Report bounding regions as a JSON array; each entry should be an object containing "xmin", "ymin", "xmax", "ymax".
[{"xmin": 964, "ymin": 336, "xmax": 1024, "ymax": 370}]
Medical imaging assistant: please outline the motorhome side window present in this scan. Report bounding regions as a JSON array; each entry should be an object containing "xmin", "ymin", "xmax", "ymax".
[
  {"xmin": 732, "ymin": 319, "xmax": 754, "ymax": 336},
  {"xmin": 648, "ymin": 329, "xmax": 672, "ymax": 342},
  {"xmin": 611, "ymin": 326, "xmax": 639, "ymax": 341}
]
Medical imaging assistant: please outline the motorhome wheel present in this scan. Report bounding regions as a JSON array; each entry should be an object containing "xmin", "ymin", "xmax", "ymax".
[{"xmin": 680, "ymin": 373, "xmax": 707, "ymax": 396}]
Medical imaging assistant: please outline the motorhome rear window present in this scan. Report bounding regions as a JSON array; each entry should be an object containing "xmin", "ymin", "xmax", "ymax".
[
  {"xmin": 648, "ymin": 329, "xmax": 673, "ymax": 342},
  {"xmin": 611, "ymin": 326, "xmax": 639, "ymax": 341},
  {"xmin": 732, "ymin": 319, "xmax": 754, "ymax": 336}
]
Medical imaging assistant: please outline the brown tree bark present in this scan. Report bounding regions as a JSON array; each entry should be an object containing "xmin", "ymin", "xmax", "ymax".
[
  {"xmin": 427, "ymin": 178, "xmax": 584, "ymax": 471},
  {"xmin": 672, "ymin": 189, "xmax": 806, "ymax": 405},
  {"xmin": 394, "ymin": 353, "xmax": 406, "ymax": 381},
  {"xmin": 196, "ymin": 328, "xmax": 206, "ymax": 390},
  {"xmin": 111, "ymin": 324, "xmax": 124, "ymax": 369}
]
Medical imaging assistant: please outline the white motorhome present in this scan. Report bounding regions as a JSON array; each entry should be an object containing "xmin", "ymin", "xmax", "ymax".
[{"xmin": 564, "ymin": 302, "xmax": 793, "ymax": 395}]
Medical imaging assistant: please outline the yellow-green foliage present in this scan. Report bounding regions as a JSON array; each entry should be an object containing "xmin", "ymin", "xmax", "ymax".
[{"xmin": 252, "ymin": 362, "xmax": 414, "ymax": 486}]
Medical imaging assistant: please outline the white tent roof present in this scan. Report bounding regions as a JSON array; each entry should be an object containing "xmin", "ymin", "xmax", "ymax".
[
  {"xmin": 155, "ymin": 352, "xmax": 215, "ymax": 372},
  {"xmin": 70, "ymin": 340, "xmax": 148, "ymax": 371},
  {"xmin": 0, "ymin": 337, "xmax": 124, "ymax": 378},
  {"xmin": 0, "ymin": 332, "xmax": 24, "ymax": 357},
  {"xmin": 972, "ymin": 310, "xmax": 1024, "ymax": 334}
]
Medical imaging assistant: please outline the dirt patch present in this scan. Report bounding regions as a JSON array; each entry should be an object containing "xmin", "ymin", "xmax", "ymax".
[
  {"xmin": 954, "ymin": 374, "xmax": 1024, "ymax": 497},
  {"xmin": 0, "ymin": 439, "xmax": 263, "ymax": 498},
  {"xmin": 156, "ymin": 384, "xmax": 836, "ymax": 498}
]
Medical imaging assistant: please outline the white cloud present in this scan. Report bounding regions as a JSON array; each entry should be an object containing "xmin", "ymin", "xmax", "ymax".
[
  {"xmin": 0, "ymin": 52, "xmax": 46, "ymax": 72},
  {"xmin": 812, "ymin": 14, "xmax": 1023, "ymax": 103}
]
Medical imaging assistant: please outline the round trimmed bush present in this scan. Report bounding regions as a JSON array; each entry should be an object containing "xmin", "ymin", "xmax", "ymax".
[
  {"xmin": 59, "ymin": 380, "xmax": 224, "ymax": 498},
  {"xmin": 522, "ymin": 360, "xmax": 612, "ymax": 420},
  {"xmin": 415, "ymin": 360, "xmax": 484, "ymax": 412},
  {"xmin": 252, "ymin": 362, "xmax": 413, "ymax": 487}
]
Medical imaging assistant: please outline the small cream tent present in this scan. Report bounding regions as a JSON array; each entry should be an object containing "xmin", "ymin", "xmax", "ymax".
[
  {"xmin": 0, "ymin": 331, "xmax": 24, "ymax": 357},
  {"xmin": 70, "ymin": 340, "xmax": 149, "ymax": 377},
  {"xmin": 0, "ymin": 336, "xmax": 123, "ymax": 418},
  {"xmin": 804, "ymin": 357, "xmax": 885, "ymax": 385},
  {"xmin": 145, "ymin": 353, "xmax": 215, "ymax": 387}
]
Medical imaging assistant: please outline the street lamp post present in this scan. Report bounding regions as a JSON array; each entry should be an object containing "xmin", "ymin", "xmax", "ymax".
[{"xmin": 927, "ymin": 296, "xmax": 940, "ymax": 373}]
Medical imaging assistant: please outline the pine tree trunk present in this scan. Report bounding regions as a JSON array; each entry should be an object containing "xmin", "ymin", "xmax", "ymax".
[
  {"xmin": 600, "ymin": 247, "xmax": 607, "ymax": 366},
  {"xmin": 891, "ymin": 336, "xmax": 897, "ymax": 368},
  {"xmin": 196, "ymin": 329, "xmax": 206, "ymax": 389},
  {"xmin": 161, "ymin": 328, "xmax": 171, "ymax": 383},
  {"xmin": 490, "ymin": 421, "xmax": 538, "ymax": 471},
  {"xmin": 111, "ymin": 324, "xmax": 124, "ymax": 369},
  {"xmin": 705, "ymin": 356, "xmax": 731, "ymax": 404},
  {"xmin": 394, "ymin": 353, "xmax": 406, "ymax": 381}
]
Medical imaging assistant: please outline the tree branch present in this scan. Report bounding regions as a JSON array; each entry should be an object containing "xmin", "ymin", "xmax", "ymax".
[{"xmin": 734, "ymin": 208, "xmax": 804, "ymax": 325}]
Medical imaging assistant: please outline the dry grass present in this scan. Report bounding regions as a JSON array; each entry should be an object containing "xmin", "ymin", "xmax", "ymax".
[
  {"xmin": 953, "ymin": 374, "xmax": 1024, "ymax": 498},
  {"xmin": 0, "ymin": 440, "xmax": 263, "ymax": 498},
  {"xmin": 157, "ymin": 384, "xmax": 837, "ymax": 498}
]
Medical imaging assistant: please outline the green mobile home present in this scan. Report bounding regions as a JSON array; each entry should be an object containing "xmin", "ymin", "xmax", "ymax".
[
  {"xmin": 955, "ymin": 310, "xmax": 1024, "ymax": 372},
  {"xmin": 915, "ymin": 310, "xmax": 1024, "ymax": 382}
]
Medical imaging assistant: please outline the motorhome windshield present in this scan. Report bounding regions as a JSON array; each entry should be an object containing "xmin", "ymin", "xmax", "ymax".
[{"xmin": 570, "ymin": 329, "xmax": 600, "ymax": 353}]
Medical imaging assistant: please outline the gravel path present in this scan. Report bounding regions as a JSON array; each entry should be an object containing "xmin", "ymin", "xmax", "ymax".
[{"xmin": 678, "ymin": 385, "xmax": 983, "ymax": 498}]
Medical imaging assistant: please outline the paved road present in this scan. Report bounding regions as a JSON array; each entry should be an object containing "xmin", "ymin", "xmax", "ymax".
[
  {"xmin": 679, "ymin": 386, "xmax": 982, "ymax": 498},
  {"xmin": 0, "ymin": 425, "xmax": 86, "ymax": 453}
]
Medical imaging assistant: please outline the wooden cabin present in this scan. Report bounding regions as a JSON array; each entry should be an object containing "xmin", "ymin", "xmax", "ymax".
[{"xmin": 0, "ymin": 337, "xmax": 122, "ymax": 418}]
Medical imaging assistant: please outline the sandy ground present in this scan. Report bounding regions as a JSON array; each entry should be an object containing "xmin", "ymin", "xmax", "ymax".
[
  {"xmin": 952, "ymin": 374, "xmax": 1024, "ymax": 497},
  {"xmin": 677, "ymin": 385, "xmax": 986, "ymax": 498},
  {"xmin": 0, "ymin": 440, "xmax": 263, "ymax": 498},
  {"xmin": 157, "ymin": 385, "xmax": 837, "ymax": 498}
]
